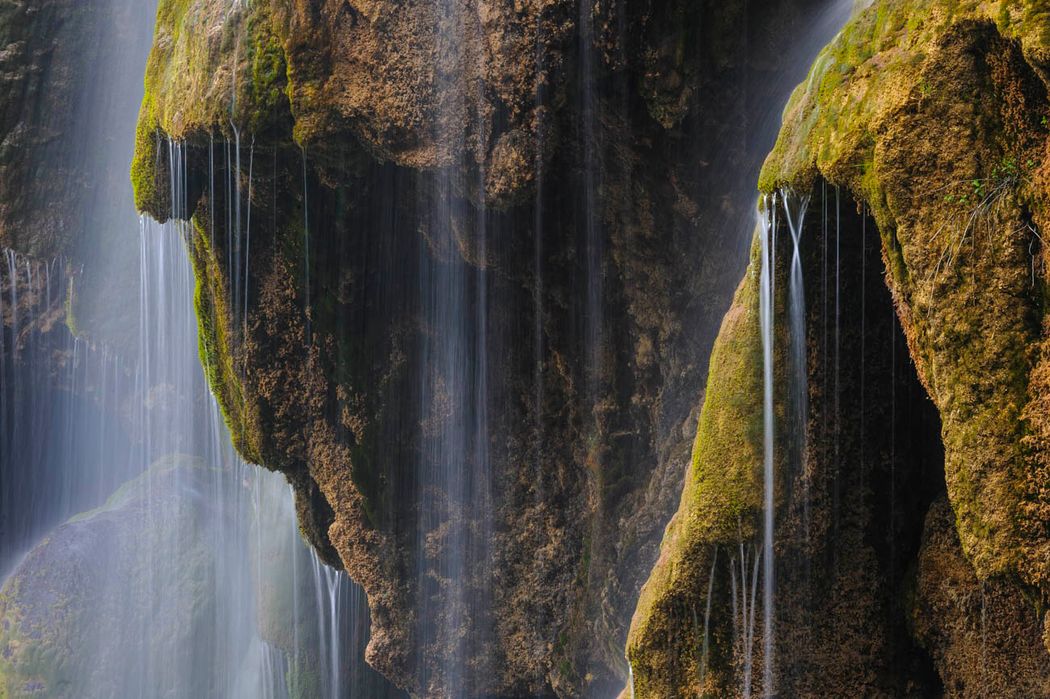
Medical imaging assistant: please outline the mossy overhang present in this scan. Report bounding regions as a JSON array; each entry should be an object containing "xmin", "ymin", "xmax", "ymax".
[{"xmin": 758, "ymin": 0, "xmax": 1050, "ymax": 598}]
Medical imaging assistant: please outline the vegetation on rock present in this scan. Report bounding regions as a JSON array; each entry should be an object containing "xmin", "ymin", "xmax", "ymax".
[
  {"xmin": 128, "ymin": 0, "xmax": 846, "ymax": 693},
  {"xmin": 761, "ymin": 0, "xmax": 1050, "ymax": 603},
  {"xmin": 629, "ymin": 1, "xmax": 1050, "ymax": 695}
]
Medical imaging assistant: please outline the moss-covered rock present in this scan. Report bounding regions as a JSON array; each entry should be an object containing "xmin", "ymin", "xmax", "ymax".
[
  {"xmin": 628, "ymin": 183, "xmax": 949, "ymax": 697},
  {"xmin": 761, "ymin": 0, "xmax": 1050, "ymax": 598},
  {"xmin": 629, "ymin": 2, "xmax": 1050, "ymax": 695},
  {"xmin": 627, "ymin": 240, "xmax": 766, "ymax": 697},
  {"xmin": 130, "ymin": 0, "xmax": 575, "ymax": 209},
  {"xmin": 911, "ymin": 496, "xmax": 1050, "ymax": 697},
  {"xmin": 130, "ymin": 0, "xmax": 899, "ymax": 694},
  {"xmin": 188, "ymin": 214, "xmax": 262, "ymax": 463}
]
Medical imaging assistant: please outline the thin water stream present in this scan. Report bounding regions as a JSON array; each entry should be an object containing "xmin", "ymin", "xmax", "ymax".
[{"xmin": 0, "ymin": 1, "xmax": 385, "ymax": 691}]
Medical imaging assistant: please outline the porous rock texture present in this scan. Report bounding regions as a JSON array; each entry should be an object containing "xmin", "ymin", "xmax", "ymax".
[
  {"xmin": 131, "ymin": 0, "xmax": 837, "ymax": 695},
  {"xmin": 912, "ymin": 497, "xmax": 1050, "ymax": 698},
  {"xmin": 629, "ymin": 1, "xmax": 1050, "ymax": 696}
]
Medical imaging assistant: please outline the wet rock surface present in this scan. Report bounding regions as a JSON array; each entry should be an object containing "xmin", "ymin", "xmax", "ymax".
[
  {"xmin": 131, "ymin": 0, "xmax": 837, "ymax": 694},
  {"xmin": 630, "ymin": 1, "xmax": 1050, "ymax": 696},
  {"xmin": 0, "ymin": 458, "xmax": 241, "ymax": 698}
]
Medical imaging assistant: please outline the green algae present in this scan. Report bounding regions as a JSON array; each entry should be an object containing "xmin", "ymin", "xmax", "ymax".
[
  {"xmin": 627, "ymin": 236, "xmax": 768, "ymax": 696},
  {"xmin": 189, "ymin": 215, "xmax": 262, "ymax": 464}
]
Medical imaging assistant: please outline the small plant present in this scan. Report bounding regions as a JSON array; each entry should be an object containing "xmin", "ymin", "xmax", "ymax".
[{"xmin": 927, "ymin": 151, "xmax": 1032, "ymax": 286}]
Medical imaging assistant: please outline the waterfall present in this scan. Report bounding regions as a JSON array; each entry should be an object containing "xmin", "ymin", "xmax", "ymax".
[
  {"xmin": 412, "ymin": 1, "xmax": 494, "ymax": 694},
  {"xmin": 755, "ymin": 190, "xmax": 811, "ymax": 697},
  {"xmin": 1, "ymin": 215, "xmax": 386, "ymax": 698},
  {"xmin": 785, "ymin": 192, "xmax": 812, "ymax": 548},
  {"xmin": 730, "ymin": 537, "xmax": 762, "ymax": 699},
  {"xmin": 579, "ymin": 0, "xmax": 603, "ymax": 391},
  {"xmin": 416, "ymin": 169, "xmax": 492, "ymax": 693},
  {"xmin": 301, "ymin": 148, "xmax": 311, "ymax": 344},
  {"xmin": 0, "ymin": 251, "xmax": 135, "ymax": 578},
  {"xmin": 2, "ymin": 107, "xmax": 395, "ymax": 699}
]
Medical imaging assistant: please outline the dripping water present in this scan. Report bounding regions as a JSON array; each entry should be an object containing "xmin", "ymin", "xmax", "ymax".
[
  {"xmin": 754, "ymin": 188, "xmax": 812, "ymax": 697},
  {"xmin": 244, "ymin": 135, "xmax": 255, "ymax": 329},
  {"xmin": 578, "ymin": 0, "xmax": 603, "ymax": 394},
  {"xmin": 730, "ymin": 534, "xmax": 762, "ymax": 699},
  {"xmin": 758, "ymin": 197, "xmax": 776, "ymax": 699},
  {"xmin": 860, "ymin": 206, "xmax": 867, "ymax": 496},
  {"xmin": 699, "ymin": 546, "xmax": 719, "ymax": 690},
  {"xmin": 833, "ymin": 186, "xmax": 842, "ymax": 544},
  {"xmin": 412, "ymin": 0, "xmax": 495, "ymax": 693}
]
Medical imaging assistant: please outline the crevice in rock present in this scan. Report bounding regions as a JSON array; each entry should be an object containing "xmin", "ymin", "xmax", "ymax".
[{"xmin": 771, "ymin": 181, "xmax": 946, "ymax": 695}]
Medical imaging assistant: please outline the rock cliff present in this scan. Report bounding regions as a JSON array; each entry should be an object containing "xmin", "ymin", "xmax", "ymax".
[
  {"xmin": 129, "ymin": 0, "xmax": 841, "ymax": 694},
  {"xmin": 628, "ymin": 1, "xmax": 1050, "ymax": 696}
]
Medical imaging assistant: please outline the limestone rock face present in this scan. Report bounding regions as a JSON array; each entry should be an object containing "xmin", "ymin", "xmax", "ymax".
[
  {"xmin": 131, "ymin": 0, "xmax": 836, "ymax": 695},
  {"xmin": 628, "ymin": 182, "xmax": 947, "ymax": 698},
  {"xmin": 760, "ymin": 0, "xmax": 1050, "ymax": 606},
  {"xmin": 134, "ymin": 0, "xmax": 578, "ymax": 208},
  {"xmin": 912, "ymin": 497, "xmax": 1050, "ymax": 698},
  {"xmin": 629, "ymin": 1, "xmax": 1050, "ymax": 696}
]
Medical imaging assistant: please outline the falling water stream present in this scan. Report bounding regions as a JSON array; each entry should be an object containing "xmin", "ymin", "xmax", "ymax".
[
  {"xmin": 0, "ymin": 0, "xmax": 875, "ymax": 696},
  {"xmin": 732, "ymin": 2, "xmax": 868, "ymax": 695},
  {"xmin": 0, "ymin": 2, "xmax": 384, "ymax": 693},
  {"xmin": 754, "ymin": 189, "xmax": 813, "ymax": 698},
  {"xmin": 0, "ymin": 214, "xmax": 381, "ymax": 696},
  {"xmin": 758, "ymin": 197, "xmax": 776, "ymax": 699}
]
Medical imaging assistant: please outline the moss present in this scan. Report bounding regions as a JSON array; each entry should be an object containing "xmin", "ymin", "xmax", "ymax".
[
  {"xmin": 246, "ymin": 3, "xmax": 289, "ymax": 134},
  {"xmin": 188, "ymin": 215, "xmax": 262, "ymax": 463},
  {"xmin": 629, "ymin": 4, "xmax": 1050, "ymax": 695},
  {"xmin": 627, "ymin": 236, "xmax": 767, "ymax": 696},
  {"xmin": 760, "ymin": 0, "xmax": 1050, "ymax": 195},
  {"xmin": 130, "ymin": 0, "xmax": 295, "ymax": 219},
  {"xmin": 286, "ymin": 661, "xmax": 323, "ymax": 699},
  {"xmin": 63, "ymin": 277, "xmax": 79, "ymax": 338},
  {"xmin": 911, "ymin": 497, "xmax": 1050, "ymax": 693},
  {"xmin": 130, "ymin": 95, "xmax": 170, "ymax": 220},
  {"xmin": 756, "ymin": 0, "xmax": 1050, "ymax": 591}
]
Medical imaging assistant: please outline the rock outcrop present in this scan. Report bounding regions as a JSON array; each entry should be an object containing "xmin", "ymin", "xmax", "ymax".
[
  {"xmin": 129, "ymin": 0, "xmax": 844, "ymax": 694},
  {"xmin": 628, "ymin": 1, "xmax": 1050, "ymax": 696}
]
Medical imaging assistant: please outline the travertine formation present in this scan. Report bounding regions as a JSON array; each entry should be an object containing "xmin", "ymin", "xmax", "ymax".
[
  {"xmin": 128, "ymin": 0, "xmax": 843, "ymax": 695},
  {"xmin": 115, "ymin": 0, "xmax": 1050, "ymax": 696},
  {"xmin": 630, "ymin": 1, "xmax": 1050, "ymax": 696}
]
